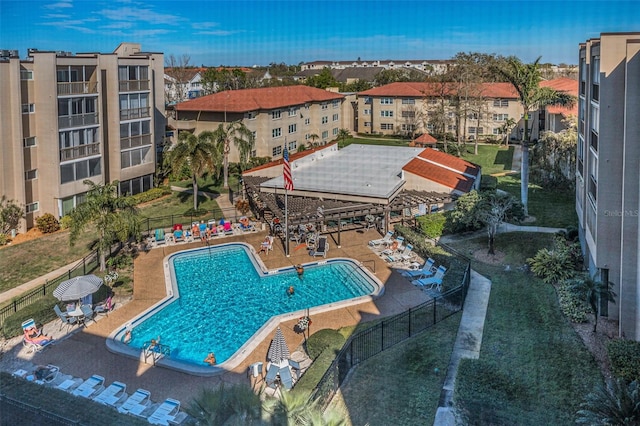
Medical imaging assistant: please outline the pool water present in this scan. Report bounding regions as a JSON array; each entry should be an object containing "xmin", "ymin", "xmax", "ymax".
[{"xmin": 127, "ymin": 244, "xmax": 378, "ymax": 366}]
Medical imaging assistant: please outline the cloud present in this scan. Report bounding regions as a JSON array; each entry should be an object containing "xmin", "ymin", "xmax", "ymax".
[
  {"xmin": 96, "ymin": 7, "xmax": 182, "ymax": 26},
  {"xmin": 192, "ymin": 22, "xmax": 220, "ymax": 30},
  {"xmin": 195, "ymin": 30, "xmax": 243, "ymax": 36},
  {"xmin": 41, "ymin": 18, "xmax": 98, "ymax": 34},
  {"xmin": 44, "ymin": 1, "xmax": 73, "ymax": 10}
]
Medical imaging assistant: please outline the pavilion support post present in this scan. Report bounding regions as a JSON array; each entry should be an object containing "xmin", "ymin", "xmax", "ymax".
[
  {"xmin": 384, "ymin": 209, "xmax": 391, "ymax": 234},
  {"xmin": 337, "ymin": 214, "xmax": 342, "ymax": 248}
]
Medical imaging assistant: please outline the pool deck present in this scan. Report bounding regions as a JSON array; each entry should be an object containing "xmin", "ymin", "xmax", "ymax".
[{"xmin": 1, "ymin": 228, "xmax": 431, "ymax": 404}]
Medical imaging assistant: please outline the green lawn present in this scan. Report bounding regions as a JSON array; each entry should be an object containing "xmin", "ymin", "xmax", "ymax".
[
  {"xmin": 448, "ymin": 233, "xmax": 602, "ymax": 425},
  {"xmin": 328, "ymin": 314, "xmax": 461, "ymax": 425},
  {"xmin": 459, "ymin": 144, "xmax": 514, "ymax": 175}
]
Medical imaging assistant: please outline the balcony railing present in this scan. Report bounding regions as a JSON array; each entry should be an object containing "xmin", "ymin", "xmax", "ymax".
[
  {"xmin": 119, "ymin": 80, "xmax": 150, "ymax": 92},
  {"xmin": 120, "ymin": 107, "xmax": 150, "ymax": 121},
  {"xmin": 58, "ymin": 113, "xmax": 98, "ymax": 129},
  {"xmin": 59, "ymin": 142, "xmax": 100, "ymax": 161},
  {"xmin": 120, "ymin": 134, "xmax": 152, "ymax": 150},
  {"xmin": 57, "ymin": 81, "xmax": 98, "ymax": 96}
]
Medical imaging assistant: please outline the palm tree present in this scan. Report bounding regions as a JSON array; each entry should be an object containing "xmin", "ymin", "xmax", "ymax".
[
  {"xmin": 68, "ymin": 180, "xmax": 139, "ymax": 271},
  {"xmin": 213, "ymin": 121, "xmax": 254, "ymax": 188},
  {"xmin": 494, "ymin": 56, "xmax": 575, "ymax": 216},
  {"xmin": 185, "ymin": 383, "xmax": 262, "ymax": 425},
  {"xmin": 499, "ymin": 117, "xmax": 516, "ymax": 147},
  {"xmin": 571, "ymin": 275, "xmax": 616, "ymax": 332},
  {"xmin": 308, "ymin": 133, "xmax": 320, "ymax": 147},
  {"xmin": 576, "ymin": 379, "xmax": 640, "ymax": 425},
  {"xmin": 337, "ymin": 128, "xmax": 350, "ymax": 147},
  {"xmin": 169, "ymin": 130, "xmax": 219, "ymax": 211},
  {"xmin": 262, "ymin": 391, "xmax": 347, "ymax": 426}
]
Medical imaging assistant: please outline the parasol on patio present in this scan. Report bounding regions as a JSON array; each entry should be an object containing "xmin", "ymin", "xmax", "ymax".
[
  {"xmin": 53, "ymin": 274, "xmax": 104, "ymax": 301},
  {"xmin": 267, "ymin": 327, "xmax": 291, "ymax": 367}
]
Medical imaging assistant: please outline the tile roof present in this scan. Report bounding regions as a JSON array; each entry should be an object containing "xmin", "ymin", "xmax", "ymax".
[
  {"xmin": 359, "ymin": 82, "xmax": 519, "ymax": 98},
  {"xmin": 403, "ymin": 158, "xmax": 476, "ymax": 193},
  {"xmin": 243, "ymin": 143, "xmax": 338, "ymax": 174},
  {"xmin": 540, "ymin": 77, "xmax": 579, "ymax": 116},
  {"xmin": 176, "ymin": 85, "xmax": 344, "ymax": 113},
  {"xmin": 410, "ymin": 133, "xmax": 437, "ymax": 146},
  {"xmin": 417, "ymin": 148, "xmax": 481, "ymax": 176}
]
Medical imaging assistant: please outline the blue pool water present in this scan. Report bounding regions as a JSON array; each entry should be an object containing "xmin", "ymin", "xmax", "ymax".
[{"xmin": 126, "ymin": 244, "xmax": 378, "ymax": 367}]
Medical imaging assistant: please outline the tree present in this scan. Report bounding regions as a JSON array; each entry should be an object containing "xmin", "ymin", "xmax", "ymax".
[
  {"xmin": 185, "ymin": 384, "xmax": 262, "ymax": 425},
  {"xmin": 308, "ymin": 133, "xmax": 320, "ymax": 147},
  {"xmin": 337, "ymin": 128, "xmax": 350, "ymax": 146},
  {"xmin": 68, "ymin": 180, "xmax": 139, "ymax": 271},
  {"xmin": 476, "ymin": 192, "xmax": 515, "ymax": 255},
  {"xmin": 576, "ymin": 379, "xmax": 640, "ymax": 425},
  {"xmin": 0, "ymin": 196, "xmax": 24, "ymax": 235},
  {"xmin": 499, "ymin": 117, "xmax": 516, "ymax": 147},
  {"xmin": 169, "ymin": 130, "xmax": 220, "ymax": 211},
  {"xmin": 213, "ymin": 121, "xmax": 254, "ymax": 188},
  {"xmin": 571, "ymin": 275, "xmax": 616, "ymax": 332},
  {"xmin": 530, "ymin": 116, "xmax": 577, "ymax": 190},
  {"xmin": 262, "ymin": 390, "xmax": 347, "ymax": 426},
  {"xmin": 493, "ymin": 56, "xmax": 576, "ymax": 216},
  {"xmin": 305, "ymin": 68, "xmax": 339, "ymax": 89},
  {"xmin": 165, "ymin": 54, "xmax": 193, "ymax": 103}
]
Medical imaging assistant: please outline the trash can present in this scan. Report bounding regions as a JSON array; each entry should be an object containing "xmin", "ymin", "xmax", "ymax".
[{"xmin": 10, "ymin": 229, "xmax": 16, "ymax": 238}]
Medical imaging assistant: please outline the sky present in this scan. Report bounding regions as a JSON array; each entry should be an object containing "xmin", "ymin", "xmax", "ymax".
[{"xmin": 1, "ymin": 0, "xmax": 638, "ymax": 67}]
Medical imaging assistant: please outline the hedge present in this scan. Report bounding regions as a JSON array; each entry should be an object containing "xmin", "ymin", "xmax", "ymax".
[{"xmin": 607, "ymin": 339, "xmax": 640, "ymax": 382}]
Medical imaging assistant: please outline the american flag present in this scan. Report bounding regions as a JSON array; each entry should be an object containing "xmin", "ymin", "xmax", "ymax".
[{"xmin": 283, "ymin": 147, "xmax": 294, "ymax": 191}]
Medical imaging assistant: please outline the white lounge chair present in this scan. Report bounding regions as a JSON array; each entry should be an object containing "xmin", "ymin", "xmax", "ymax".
[
  {"xmin": 72, "ymin": 374, "xmax": 105, "ymax": 399},
  {"xmin": 56, "ymin": 377, "xmax": 83, "ymax": 392},
  {"xmin": 147, "ymin": 398, "xmax": 182, "ymax": 425},
  {"xmin": 310, "ymin": 236, "xmax": 328, "ymax": 258},
  {"xmin": 387, "ymin": 243, "xmax": 413, "ymax": 263},
  {"xmin": 118, "ymin": 388, "xmax": 152, "ymax": 417},
  {"xmin": 402, "ymin": 258, "xmax": 437, "ymax": 280},
  {"xmin": 412, "ymin": 265, "xmax": 447, "ymax": 291},
  {"xmin": 382, "ymin": 236, "xmax": 405, "ymax": 256},
  {"xmin": 368, "ymin": 230, "xmax": 393, "ymax": 247},
  {"xmin": 93, "ymin": 381, "xmax": 127, "ymax": 407}
]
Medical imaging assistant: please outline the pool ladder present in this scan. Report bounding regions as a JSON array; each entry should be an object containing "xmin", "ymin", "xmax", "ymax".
[{"xmin": 142, "ymin": 341, "xmax": 171, "ymax": 366}]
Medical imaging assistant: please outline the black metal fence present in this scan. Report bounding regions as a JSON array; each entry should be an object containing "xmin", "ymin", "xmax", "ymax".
[
  {"xmin": 0, "ymin": 243, "xmax": 121, "ymax": 328},
  {"xmin": 138, "ymin": 207, "xmax": 249, "ymax": 236},
  {"xmin": 309, "ymin": 249, "xmax": 471, "ymax": 410}
]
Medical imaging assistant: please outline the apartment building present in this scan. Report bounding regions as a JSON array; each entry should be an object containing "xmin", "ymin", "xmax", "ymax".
[
  {"xmin": 164, "ymin": 67, "xmax": 205, "ymax": 104},
  {"xmin": 356, "ymin": 82, "xmax": 526, "ymax": 141},
  {"xmin": 577, "ymin": 33, "xmax": 640, "ymax": 340},
  {"xmin": 171, "ymin": 85, "xmax": 345, "ymax": 161},
  {"xmin": 301, "ymin": 59, "xmax": 453, "ymax": 75},
  {"xmin": 0, "ymin": 43, "xmax": 164, "ymax": 231}
]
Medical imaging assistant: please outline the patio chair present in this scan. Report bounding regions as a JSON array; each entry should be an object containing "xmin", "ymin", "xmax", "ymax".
[
  {"xmin": 56, "ymin": 377, "xmax": 84, "ymax": 392},
  {"xmin": 29, "ymin": 364, "xmax": 60, "ymax": 385},
  {"xmin": 310, "ymin": 236, "xmax": 328, "ymax": 258},
  {"xmin": 368, "ymin": 230, "xmax": 393, "ymax": 247},
  {"xmin": 118, "ymin": 389, "xmax": 152, "ymax": 417},
  {"xmin": 288, "ymin": 359, "xmax": 303, "ymax": 381},
  {"xmin": 387, "ymin": 244, "xmax": 414, "ymax": 263},
  {"xmin": 279, "ymin": 366, "xmax": 294, "ymax": 390},
  {"xmin": 53, "ymin": 305, "xmax": 78, "ymax": 332},
  {"xmin": 22, "ymin": 318, "xmax": 53, "ymax": 352},
  {"xmin": 72, "ymin": 374, "xmax": 105, "ymax": 399},
  {"xmin": 401, "ymin": 258, "xmax": 437, "ymax": 280},
  {"xmin": 154, "ymin": 229, "xmax": 166, "ymax": 245},
  {"xmin": 173, "ymin": 229, "xmax": 185, "ymax": 243},
  {"xmin": 265, "ymin": 363, "xmax": 280, "ymax": 389},
  {"xmin": 382, "ymin": 237, "xmax": 405, "ymax": 256},
  {"xmin": 93, "ymin": 295, "xmax": 114, "ymax": 317},
  {"xmin": 147, "ymin": 398, "xmax": 182, "ymax": 425},
  {"xmin": 412, "ymin": 265, "xmax": 447, "ymax": 291},
  {"xmin": 93, "ymin": 381, "xmax": 127, "ymax": 407}
]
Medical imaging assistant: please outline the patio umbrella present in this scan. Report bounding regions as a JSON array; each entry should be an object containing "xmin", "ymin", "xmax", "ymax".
[
  {"xmin": 267, "ymin": 327, "xmax": 291, "ymax": 367},
  {"xmin": 53, "ymin": 274, "xmax": 104, "ymax": 301}
]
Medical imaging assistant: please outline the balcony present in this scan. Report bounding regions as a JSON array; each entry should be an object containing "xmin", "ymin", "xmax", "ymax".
[
  {"xmin": 119, "ymin": 80, "xmax": 150, "ymax": 92},
  {"xmin": 173, "ymin": 119, "xmax": 196, "ymax": 131},
  {"xmin": 58, "ymin": 113, "xmax": 98, "ymax": 129},
  {"xmin": 120, "ymin": 107, "xmax": 150, "ymax": 121},
  {"xmin": 121, "ymin": 134, "xmax": 152, "ymax": 150},
  {"xmin": 57, "ymin": 81, "xmax": 98, "ymax": 96},
  {"xmin": 60, "ymin": 142, "xmax": 100, "ymax": 161}
]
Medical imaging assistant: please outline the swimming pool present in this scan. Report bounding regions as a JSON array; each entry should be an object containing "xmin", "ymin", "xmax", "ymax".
[{"xmin": 107, "ymin": 242, "xmax": 383, "ymax": 375}]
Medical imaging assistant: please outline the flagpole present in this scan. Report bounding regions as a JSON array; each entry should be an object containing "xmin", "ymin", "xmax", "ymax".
[{"xmin": 285, "ymin": 188, "xmax": 290, "ymax": 257}]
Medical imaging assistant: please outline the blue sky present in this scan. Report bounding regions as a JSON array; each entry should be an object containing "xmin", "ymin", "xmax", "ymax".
[{"xmin": 1, "ymin": 0, "xmax": 638, "ymax": 66}]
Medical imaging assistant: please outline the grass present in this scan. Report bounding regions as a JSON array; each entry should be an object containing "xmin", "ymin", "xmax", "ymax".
[
  {"xmin": 0, "ymin": 373, "xmax": 148, "ymax": 425},
  {"xmin": 498, "ymin": 175, "xmax": 578, "ymax": 229},
  {"xmin": 447, "ymin": 233, "xmax": 602, "ymax": 425},
  {"xmin": 459, "ymin": 144, "xmax": 514, "ymax": 175},
  {"xmin": 327, "ymin": 314, "xmax": 461, "ymax": 425}
]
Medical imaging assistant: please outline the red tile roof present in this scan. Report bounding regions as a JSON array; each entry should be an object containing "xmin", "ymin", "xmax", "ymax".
[
  {"xmin": 176, "ymin": 85, "xmax": 344, "ymax": 113},
  {"xmin": 359, "ymin": 82, "xmax": 519, "ymax": 98},
  {"xmin": 243, "ymin": 143, "xmax": 338, "ymax": 174},
  {"xmin": 540, "ymin": 77, "xmax": 579, "ymax": 116},
  {"xmin": 410, "ymin": 133, "xmax": 437, "ymax": 146},
  {"xmin": 403, "ymin": 148, "xmax": 480, "ymax": 192}
]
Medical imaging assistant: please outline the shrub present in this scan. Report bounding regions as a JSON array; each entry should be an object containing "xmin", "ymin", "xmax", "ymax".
[
  {"xmin": 0, "ymin": 195, "xmax": 24, "ymax": 235},
  {"xmin": 607, "ymin": 339, "xmax": 640, "ymax": 382},
  {"xmin": 528, "ymin": 236, "xmax": 578, "ymax": 284},
  {"xmin": 556, "ymin": 279, "xmax": 590, "ymax": 323},
  {"xmin": 0, "ymin": 233, "xmax": 9, "ymax": 246},
  {"xmin": 417, "ymin": 213, "xmax": 447, "ymax": 239},
  {"xmin": 59, "ymin": 215, "xmax": 73, "ymax": 230},
  {"xmin": 183, "ymin": 207, "xmax": 209, "ymax": 216},
  {"xmin": 480, "ymin": 175, "xmax": 498, "ymax": 191},
  {"xmin": 445, "ymin": 190, "xmax": 484, "ymax": 234},
  {"xmin": 35, "ymin": 213, "xmax": 61, "ymax": 234},
  {"xmin": 305, "ymin": 328, "xmax": 345, "ymax": 360},
  {"xmin": 128, "ymin": 187, "xmax": 171, "ymax": 205}
]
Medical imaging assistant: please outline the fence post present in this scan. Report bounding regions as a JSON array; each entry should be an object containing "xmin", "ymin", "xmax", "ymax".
[
  {"xmin": 381, "ymin": 322, "xmax": 384, "ymax": 351},
  {"xmin": 433, "ymin": 299, "xmax": 437, "ymax": 325},
  {"xmin": 408, "ymin": 307, "xmax": 412, "ymax": 337}
]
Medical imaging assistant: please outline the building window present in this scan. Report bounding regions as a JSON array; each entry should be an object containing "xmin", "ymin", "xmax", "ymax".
[
  {"xmin": 304, "ymin": 118, "xmax": 310, "ymax": 125},
  {"xmin": 272, "ymin": 128, "xmax": 282, "ymax": 138},
  {"xmin": 322, "ymin": 130, "xmax": 328, "ymax": 139},
  {"xmin": 364, "ymin": 122, "xmax": 371, "ymax": 127},
  {"xmin": 401, "ymin": 111, "xmax": 415, "ymax": 118},
  {"xmin": 20, "ymin": 69, "xmax": 33, "ymax": 80},
  {"xmin": 332, "ymin": 113, "xmax": 338, "ymax": 121},
  {"xmin": 246, "ymin": 111, "xmax": 257, "ymax": 120},
  {"xmin": 332, "ymin": 100, "xmax": 340, "ymax": 108},
  {"xmin": 121, "ymin": 146, "xmax": 151, "ymax": 169},
  {"xmin": 427, "ymin": 99, "xmax": 438, "ymax": 105},
  {"xmin": 493, "ymin": 113, "xmax": 509, "ymax": 121},
  {"xmin": 60, "ymin": 157, "xmax": 101, "ymax": 184},
  {"xmin": 380, "ymin": 98, "xmax": 393, "ymax": 105},
  {"xmin": 332, "ymin": 127, "xmax": 338, "ymax": 135},
  {"xmin": 288, "ymin": 124, "xmax": 297, "ymax": 134},
  {"xmin": 272, "ymin": 146, "xmax": 282, "ymax": 157},
  {"xmin": 22, "ymin": 104, "xmax": 35, "ymax": 114},
  {"xmin": 119, "ymin": 174, "xmax": 153, "ymax": 196},
  {"xmin": 305, "ymin": 133, "xmax": 310, "ymax": 140},
  {"xmin": 447, "ymin": 125, "xmax": 456, "ymax": 132},
  {"xmin": 25, "ymin": 169, "xmax": 37, "ymax": 180},
  {"xmin": 380, "ymin": 110, "xmax": 394, "ymax": 117},
  {"xmin": 25, "ymin": 202, "xmax": 39, "ymax": 214},
  {"xmin": 119, "ymin": 93, "xmax": 149, "ymax": 120},
  {"xmin": 364, "ymin": 97, "xmax": 372, "ymax": 104},
  {"xmin": 402, "ymin": 98, "xmax": 415, "ymax": 105},
  {"xmin": 321, "ymin": 103, "xmax": 328, "ymax": 110},
  {"xmin": 363, "ymin": 109, "xmax": 370, "ymax": 115},
  {"xmin": 381, "ymin": 123, "xmax": 394, "ymax": 130},
  {"xmin": 401, "ymin": 124, "xmax": 416, "ymax": 131},
  {"xmin": 493, "ymin": 128, "xmax": 500, "ymax": 135},
  {"xmin": 592, "ymin": 55, "xmax": 600, "ymax": 101},
  {"xmin": 23, "ymin": 136, "xmax": 37, "ymax": 147},
  {"xmin": 321, "ymin": 116, "xmax": 328, "ymax": 124},
  {"xmin": 288, "ymin": 141, "xmax": 297, "ymax": 151},
  {"xmin": 493, "ymin": 99, "xmax": 509, "ymax": 107},
  {"xmin": 288, "ymin": 108, "xmax": 297, "ymax": 117},
  {"xmin": 271, "ymin": 110, "xmax": 281, "ymax": 120}
]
